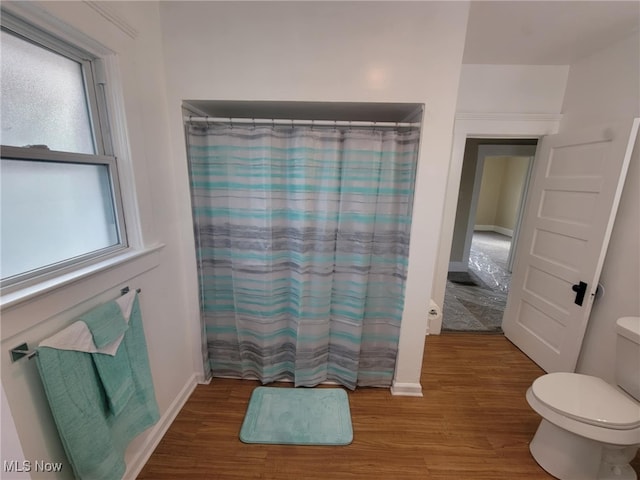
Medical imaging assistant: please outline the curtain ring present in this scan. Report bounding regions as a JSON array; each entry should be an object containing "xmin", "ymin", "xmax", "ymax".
[
  {"xmin": 252, "ymin": 117, "xmax": 256, "ymax": 129},
  {"xmin": 230, "ymin": 118, "xmax": 233, "ymax": 129},
  {"xmin": 311, "ymin": 119, "xmax": 315, "ymax": 131}
]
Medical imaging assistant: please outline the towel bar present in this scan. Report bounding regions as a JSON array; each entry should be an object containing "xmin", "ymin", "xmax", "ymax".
[
  {"xmin": 9, "ymin": 286, "xmax": 142, "ymax": 363},
  {"xmin": 120, "ymin": 287, "xmax": 142, "ymax": 296},
  {"xmin": 10, "ymin": 343, "xmax": 38, "ymax": 362}
]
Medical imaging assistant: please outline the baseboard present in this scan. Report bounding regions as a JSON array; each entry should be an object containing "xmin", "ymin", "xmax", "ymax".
[
  {"xmin": 390, "ymin": 381, "xmax": 423, "ymax": 397},
  {"xmin": 197, "ymin": 373, "xmax": 212, "ymax": 385},
  {"xmin": 474, "ymin": 225, "xmax": 513, "ymax": 237},
  {"xmin": 124, "ymin": 373, "xmax": 198, "ymax": 479},
  {"xmin": 493, "ymin": 226, "xmax": 513, "ymax": 237}
]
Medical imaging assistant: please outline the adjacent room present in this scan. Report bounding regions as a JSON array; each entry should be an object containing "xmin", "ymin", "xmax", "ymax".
[
  {"xmin": 443, "ymin": 138, "xmax": 537, "ymax": 333},
  {"xmin": 1, "ymin": 2, "xmax": 638, "ymax": 479}
]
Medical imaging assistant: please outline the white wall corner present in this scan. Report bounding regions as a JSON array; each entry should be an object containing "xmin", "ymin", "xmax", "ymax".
[{"xmin": 390, "ymin": 381, "xmax": 424, "ymax": 397}]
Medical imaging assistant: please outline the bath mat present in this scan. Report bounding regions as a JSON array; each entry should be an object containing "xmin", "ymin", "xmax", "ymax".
[{"xmin": 239, "ymin": 387, "xmax": 353, "ymax": 445}]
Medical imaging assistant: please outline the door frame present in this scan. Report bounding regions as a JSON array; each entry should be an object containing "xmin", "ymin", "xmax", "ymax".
[
  {"xmin": 429, "ymin": 112, "xmax": 562, "ymax": 334},
  {"xmin": 507, "ymin": 153, "xmax": 535, "ymax": 272}
]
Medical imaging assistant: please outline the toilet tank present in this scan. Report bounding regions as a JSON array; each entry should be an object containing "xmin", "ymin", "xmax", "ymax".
[{"xmin": 616, "ymin": 316, "xmax": 640, "ymax": 401}]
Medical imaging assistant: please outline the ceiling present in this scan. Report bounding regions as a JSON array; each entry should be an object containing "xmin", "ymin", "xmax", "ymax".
[{"xmin": 463, "ymin": 1, "xmax": 640, "ymax": 65}]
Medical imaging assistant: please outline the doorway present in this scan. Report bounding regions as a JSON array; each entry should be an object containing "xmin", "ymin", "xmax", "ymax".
[{"xmin": 442, "ymin": 138, "xmax": 537, "ymax": 332}]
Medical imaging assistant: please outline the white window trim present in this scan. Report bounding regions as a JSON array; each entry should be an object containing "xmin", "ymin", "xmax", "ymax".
[
  {"xmin": 0, "ymin": 4, "xmax": 150, "ymax": 315},
  {"xmin": 0, "ymin": 244, "xmax": 164, "ymax": 313}
]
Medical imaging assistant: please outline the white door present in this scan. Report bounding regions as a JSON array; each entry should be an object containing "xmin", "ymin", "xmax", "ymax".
[{"xmin": 502, "ymin": 118, "xmax": 639, "ymax": 373}]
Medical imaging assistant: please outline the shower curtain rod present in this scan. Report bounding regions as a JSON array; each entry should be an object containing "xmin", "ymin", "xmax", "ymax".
[{"xmin": 184, "ymin": 116, "xmax": 421, "ymax": 128}]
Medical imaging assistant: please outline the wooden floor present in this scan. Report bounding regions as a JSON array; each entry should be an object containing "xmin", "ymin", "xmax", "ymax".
[{"xmin": 138, "ymin": 334, "xmax": 639, "ymax": 479}]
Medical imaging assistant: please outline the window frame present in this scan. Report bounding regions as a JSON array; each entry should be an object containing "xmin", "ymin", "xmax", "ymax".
[{"xmin": 0, "ymin": 12, "xmax": 128, "ymax": 291}]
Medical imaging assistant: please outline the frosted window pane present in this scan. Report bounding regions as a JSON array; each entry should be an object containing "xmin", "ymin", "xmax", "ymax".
[
  {"xmin": 0, "ymin": 159, "xmax": 119, "ymax": 279},
  {"xmin": 0, "ymin": 31, "xmax": 95, "ymax": 154}
]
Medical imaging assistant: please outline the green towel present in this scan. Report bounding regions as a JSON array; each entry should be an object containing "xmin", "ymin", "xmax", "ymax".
[
  {"xmin": 92, "ymin": 345, "xmax": 135, "ymax": 416},
  {"xmin": 79, "ymin": 301, "xmax": 128, "ymax": 348},
  {"xmin": 36, "ymin": 295, "xmax": 159, "ymax": 480},
  {"xmin": 82, "ymin": 302, "xmax": 134, "ymax": 416}
]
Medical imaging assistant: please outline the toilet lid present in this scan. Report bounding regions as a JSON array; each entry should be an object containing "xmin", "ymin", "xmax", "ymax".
[{"xmin": 531, "ymin": 373, "xmax": 640, "ymax": 430}]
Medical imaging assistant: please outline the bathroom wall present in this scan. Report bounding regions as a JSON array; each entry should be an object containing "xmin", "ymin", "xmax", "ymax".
[
  {"xmin": 157, "ymin": 1, "xmax": 471, "ymax": 393},
  {"xmin": 0, "ymin": 2, "xmax": 198, "ymax": 478},
  {"xmin": 457, "ymin": 65, "xmax": 569, "ymax": 114},
  {"xmin": 562, "ymin": 31, "xmax": 640, "ymax": 382}
]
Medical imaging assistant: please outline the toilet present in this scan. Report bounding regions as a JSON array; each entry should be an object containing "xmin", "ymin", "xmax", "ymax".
[{"xmin": 527, "ymin": 316, "xmax": 640, "ymax": 480}]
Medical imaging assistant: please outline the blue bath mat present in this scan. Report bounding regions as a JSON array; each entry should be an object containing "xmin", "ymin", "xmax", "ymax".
[{"xmin": 240, "ymin": 387, "xmax": 353, "ymax": 445}]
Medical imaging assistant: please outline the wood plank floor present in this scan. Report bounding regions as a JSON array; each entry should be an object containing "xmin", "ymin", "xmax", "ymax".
[{"xmin": 138, "ymin": 334, "xmax": 640, "ymax": 479}]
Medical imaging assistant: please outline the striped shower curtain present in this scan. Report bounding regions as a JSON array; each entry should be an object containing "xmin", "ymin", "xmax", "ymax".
[{"xmin": 187, "ymin": 123, "xmax": 419, "ymax": 389}]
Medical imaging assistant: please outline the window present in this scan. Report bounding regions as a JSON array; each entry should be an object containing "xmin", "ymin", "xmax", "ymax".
[{"xmin": 0, "ymin": 13, "xmax": 127, "ymax": 289}]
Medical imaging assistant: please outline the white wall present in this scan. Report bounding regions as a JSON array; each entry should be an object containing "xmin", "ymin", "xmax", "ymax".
[
  {"xmin": 456, "ymin": 64, "xmax": 569, "ymax": 113},
  {"xmin": 563, "ymin": 31, "xmax": 640, "ymax": 382},
  {"xmin": 158, "ymin": 1, "xmax": 471, "ymax": 394},
  {"xmin": 475, "ymin": 156, "xmax": 507, "ymax": 227},
  {"xmin": 1, "ymin": 384, "xmax": 30, "ymax": 479},
  {"xmin": 0, "ymin": 2, "xmax": 199, "ymax": 478}
]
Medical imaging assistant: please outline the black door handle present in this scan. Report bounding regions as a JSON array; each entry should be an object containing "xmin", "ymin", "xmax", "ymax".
[{"xmin": 572, "ymin": 281, "xmax": 588, "ymax": 306}]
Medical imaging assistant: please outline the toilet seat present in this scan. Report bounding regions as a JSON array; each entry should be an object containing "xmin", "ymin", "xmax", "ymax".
[{"xmin": 530, "ymin": 373, "xmax": 640, "ymax": 430}]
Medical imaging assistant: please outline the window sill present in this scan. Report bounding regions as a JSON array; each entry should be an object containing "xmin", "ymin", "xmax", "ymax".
[{"xmin": 0, "ymin": 244, "xmax": 164, "ymax": 314}]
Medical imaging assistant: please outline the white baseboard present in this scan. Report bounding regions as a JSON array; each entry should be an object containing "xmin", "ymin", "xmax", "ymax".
[
  {"xmin": 124, "ymin": 373, "xmax": 198, "ymax": 480},
  {"xmin": 474, "ymin": 225, "xmax": 513, "ymax": 237},
  {"xmin": 390, "ymin": 381, "xmax": 423, "ymax": 397},
  {"xmin": 493, "ymin": 226, "xmax": 513, "ymax": 237},
  {"xmin": 428, "ymin": 315, "xmax": 442, "ymax": 335}
]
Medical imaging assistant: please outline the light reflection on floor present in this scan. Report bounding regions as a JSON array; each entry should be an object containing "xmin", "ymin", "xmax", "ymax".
[{"xmin": 443, "ymin": 232, "xmax": 512, "ymax": 333}]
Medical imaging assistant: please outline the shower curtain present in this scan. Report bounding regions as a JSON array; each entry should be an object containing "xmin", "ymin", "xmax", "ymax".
[{"xmin": 187, "ymin": 123, "xmax": 419, "ymax": 389}]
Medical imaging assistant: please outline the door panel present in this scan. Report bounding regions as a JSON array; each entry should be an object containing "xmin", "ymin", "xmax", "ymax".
[{"xmin": 503, "ymin": 118, "xmax": 639, "ymax": 372}]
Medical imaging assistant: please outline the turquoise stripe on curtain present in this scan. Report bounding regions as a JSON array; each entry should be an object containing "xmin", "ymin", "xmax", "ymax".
[{"xmin": 188, "ymin": 125, "xmax": 419, "ymax": 389}]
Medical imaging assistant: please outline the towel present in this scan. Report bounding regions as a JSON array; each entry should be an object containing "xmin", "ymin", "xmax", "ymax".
[
  {"xmin": 92, "ymin": 344, "xmax": 135, "ymax": 417},
  {"xmin": 79, "ymin": 300, "xmax": 128, "ymax": 348},
  {"xmin": 39, "ymin": 291, "xmax": 137, "ymax": 356},
  {"xmin": 39, "ymin": 291, "xmax": 138, "ymax": 415},
  {"xmin": 36, "ymin": 294, "xmax": 159, "ymax": 480},
  {"xmin": 81, "ymin": 300, "xmax": 134, "ymax": 416}
]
